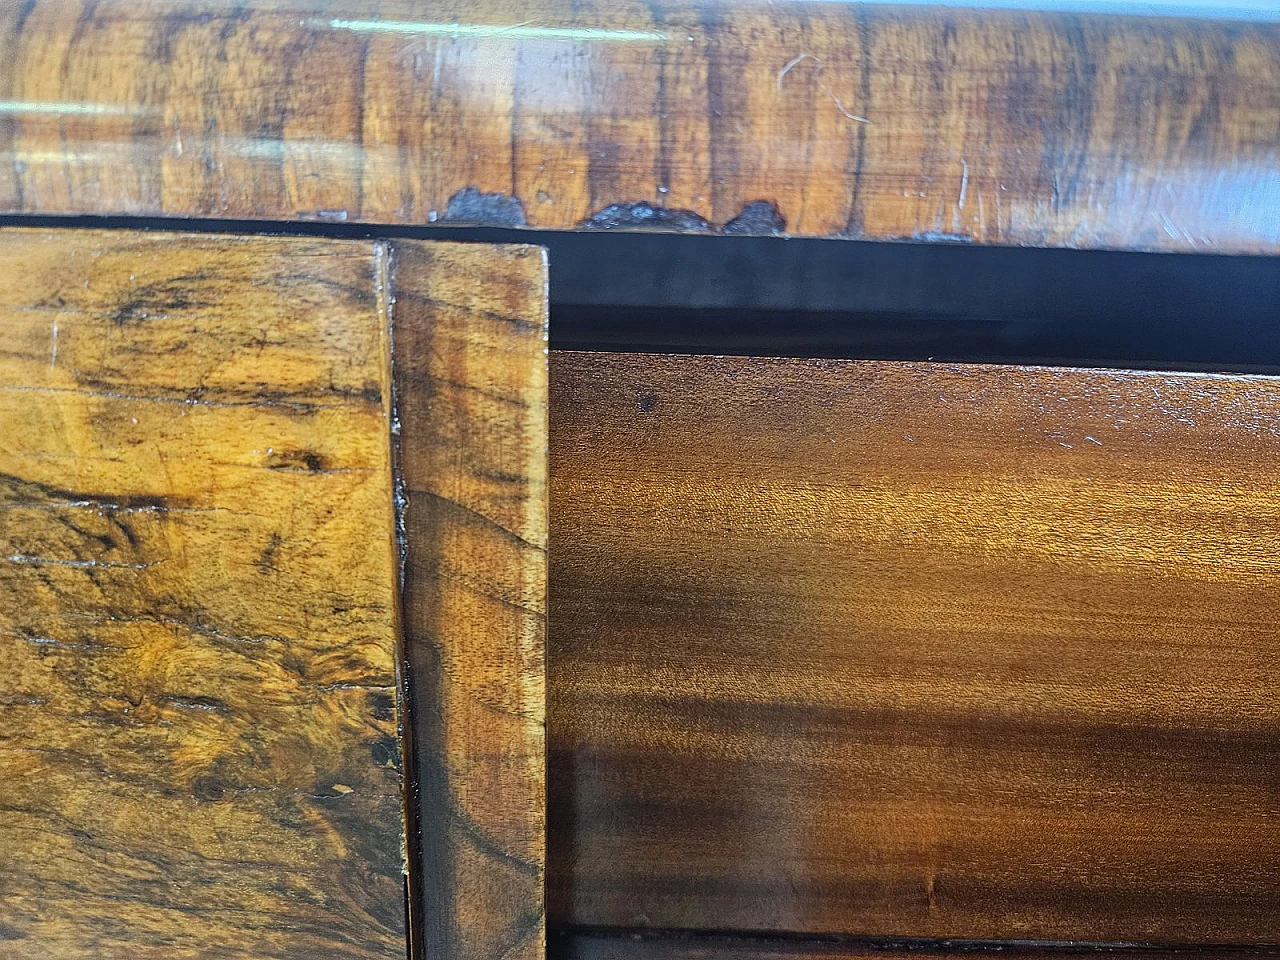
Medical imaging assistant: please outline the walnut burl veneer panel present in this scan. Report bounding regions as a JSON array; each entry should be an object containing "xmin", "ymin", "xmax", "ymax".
[
  {"xmin": 549, "ymin": 351, "xmax": 1280, "ymax": 944},
  {"xmin": 392, "ymin": 242, "xmax": 548, "ymax": 960},
  {"xmin": 0, "ymin": 230, "xmax": 407, "ymax": 958},
  {"xmin": 2, "ymin": 1, "xmax": 1278, "ymax": 253}
]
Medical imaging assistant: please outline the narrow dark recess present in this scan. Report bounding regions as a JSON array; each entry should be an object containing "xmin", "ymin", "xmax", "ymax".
[
  {"xmin": 4, "ymin": 214, "xmax": 1278, "ymax": 372},
  {"xmin": 549, "ymin": 927, "xmax": 1280, "ymax": 960}
]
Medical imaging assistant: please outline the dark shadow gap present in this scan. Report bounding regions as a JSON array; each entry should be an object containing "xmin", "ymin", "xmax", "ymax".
[
  {"xmin": 3, "ymin": 212, "xmax": 1279, "ymax": 372},
  {"xmin": 549, "ymin": 925, "xmax": 1280, "ymax": 957}
]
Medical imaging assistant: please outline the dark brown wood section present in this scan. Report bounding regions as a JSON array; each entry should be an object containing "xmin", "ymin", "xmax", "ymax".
[
  {"xmin": 2, "ymin": 1, "xmax": 1278, "ymax": 253},
  {"xmin": 0, "ymin": 229, "xmax": 407, "ymax": 958},
  {"xmin": 392, "ymin": 242, "xmax": 549, "ymax": 960},
  {"xmin": 548, "ymin": 351, "xmax": 1280, "ymax": 944},
  {"xmin": 553, "ymin": 932, "xmax": 1280, "ymax": 960}
]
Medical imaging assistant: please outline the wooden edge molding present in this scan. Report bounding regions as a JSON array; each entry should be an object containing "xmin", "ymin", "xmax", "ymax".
[
  {"xmin": 390, "ymin": 240, "xmax": 549, "ymax": 960},
  {"xmin": 2, "ymin": 1, "xmax": 1278, "ymax": 253},
  {"xmin": 551, "ymin": 930, "xmax": 1280, "ymax": 960}
]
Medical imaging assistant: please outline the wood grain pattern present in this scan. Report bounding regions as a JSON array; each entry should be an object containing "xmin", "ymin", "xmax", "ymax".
[
  {"xmin": 0, "ymin": 229, "xmax": 408, "ymax": 958},
  {"xmin": 393, "ymin": 242, "xmax": 548, "ymax": 960},
  {"xmin": 552, "ymin": 933, "xmax": 1280, "ymax": 960},
  {"xmin": 549, "ymin": 351, "xmax": 1280, "ymax": 944},
  {"xmin": 2, "ymin": 1, "xmax": 1278, "ymax": 253}
]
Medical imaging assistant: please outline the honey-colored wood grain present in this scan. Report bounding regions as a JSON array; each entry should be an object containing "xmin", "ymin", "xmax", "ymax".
[
  {"xmin": 549, "ymin": 351, "xmax": 1280, "ymax": 944},
  {"xmin": 392, "ymin": 242, "xmax": 548, "ymax": 960},
  {"xmin": 2, "ymin": 1, "xmax": 1278, "ymax": 253},
  {"xmin": 0, "ymin": 229, "xmax": 407, "ymax": 958}
]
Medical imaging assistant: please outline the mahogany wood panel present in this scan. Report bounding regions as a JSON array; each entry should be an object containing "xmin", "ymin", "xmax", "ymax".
[
  {"xmin": 548, "ymin": 351, "xmax": 1280, "ymax": 944},
  {"xmin": 392, "ymin": 242, "xmax": 549, "ymax": 960},
  {"xmin": 0, "ymin": 230, "xmax": 406, "ymax": 957},
  {"xmin": 2, "ymin": 1, "xmax": 1279, "ymax": 253}
]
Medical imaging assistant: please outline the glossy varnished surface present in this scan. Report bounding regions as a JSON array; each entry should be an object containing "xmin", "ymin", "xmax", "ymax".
[
  {"xmin": 2, "ymin": 1, "xmax": 1278, "ymax": 252},
  {"xmin": 0, "ymin": 230, "xmax": 406, "ymax": 957},
  {"xmin": 393, "ymin": 242, "xmax": 548, "ymax": 960},
  {"xmin": 549, "ymin": 351, "xmax": 1280, "ymax": 943}
]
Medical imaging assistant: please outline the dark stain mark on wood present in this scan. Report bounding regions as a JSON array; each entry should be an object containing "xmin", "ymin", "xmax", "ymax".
[
  {"xmin": 255, "ymin": 531, "xmax": 284, "ymax": 575},
  {"xmin": 266, "ymin": 449, "xmax": 330, "ymax": 472},
  {"xmin": 0, "ymin": 473, "xmax": 195, "ymax": 515},
  {"xmin": 368, "ymin": 691, "xmax": 396, "ymax": 723},
  {"xmin": 443, "ymin": 187, "xmax": 529, "ymax": 227},
  {"xmin": 723, "ymin": 200, "xmax": 787, "ymax": 236},
  {"xmin": 108, "ymin": 272, "xmax": 214, "ymax": 326}
]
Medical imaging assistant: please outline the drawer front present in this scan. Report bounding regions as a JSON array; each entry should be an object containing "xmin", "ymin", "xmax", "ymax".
[
  {"xmin": 0, "ymin": 230, "xmax": 408, "ymax": 957},
  {"xmin": 550, "ymin": 351, "xmax": 1280, "ymax": 943},
  {"xmin": 0, "ymin": 229, "xmax": 550, "ymax": 960}
]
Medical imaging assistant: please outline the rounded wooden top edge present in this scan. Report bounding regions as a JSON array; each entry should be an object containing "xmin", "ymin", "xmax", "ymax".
[{"xmin": 3, "ymin": 0, "xmax": 1278, "ymax": 256}]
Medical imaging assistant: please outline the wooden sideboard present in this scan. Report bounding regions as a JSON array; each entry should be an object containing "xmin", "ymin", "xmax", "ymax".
[{"xmin": 2, "ymin": 1, "xmax": 1278, "ymax": 958}]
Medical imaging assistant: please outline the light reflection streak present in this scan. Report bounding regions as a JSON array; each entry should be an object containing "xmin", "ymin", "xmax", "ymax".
[
  {"xmin": 322, "ymin": 18, "xmax": 668, "ymax": 43},
  {"xmin": 0, "ymin": 101, "xmax": 155, "ymax": 118}
]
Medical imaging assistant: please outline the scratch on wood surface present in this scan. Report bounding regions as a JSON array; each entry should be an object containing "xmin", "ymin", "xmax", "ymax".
[
  {"xmin": 4, "ymin": 554, "xmax": 160, "ymax": 570},
  {"xmin": 775, "ymin": 53, "xmax": 869, "ymax": 124},
  {"xmin": 776, "ymin": 52, "xmax": 814, "ymax": 89}
]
